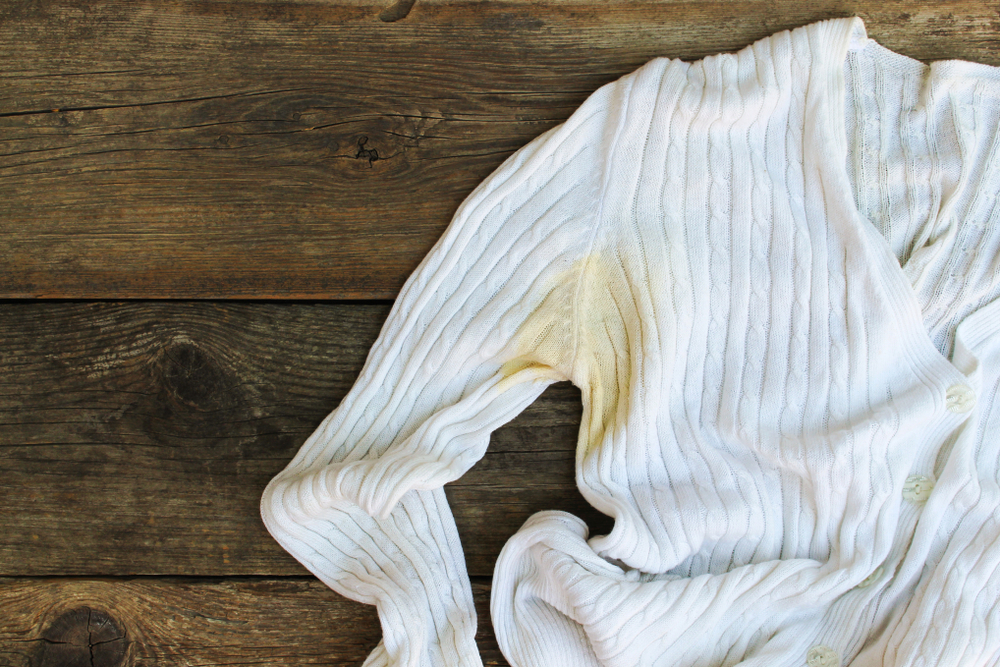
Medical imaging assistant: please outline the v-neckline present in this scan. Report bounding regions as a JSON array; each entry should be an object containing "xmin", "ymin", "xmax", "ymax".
[{"xmin": 808, "ymin": 16, "xmax": 974, "ymax": 393}]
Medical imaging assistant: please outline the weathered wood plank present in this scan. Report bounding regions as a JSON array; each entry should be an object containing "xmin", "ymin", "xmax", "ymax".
[
  {"xmin": 0, "ymin": 301, "xmax": 609, "ymax": 577},
  {"xmin": 0, "ymin": 576, "xmax": 507, "ymax": 666},
  {"xmin": 1, "ymin": 0, "xmax": 996, "ymax": 298}
]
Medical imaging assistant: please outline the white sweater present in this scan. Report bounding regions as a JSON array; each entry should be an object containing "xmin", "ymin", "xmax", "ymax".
[{"xmin": 261, "ymin": 17, "xmax": 1000, "ymax": 667}]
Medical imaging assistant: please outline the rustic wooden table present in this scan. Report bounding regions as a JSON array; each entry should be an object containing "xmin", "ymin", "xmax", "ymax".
[{"xmin": 1, "ymin": 1, "xmax": 996, "ymax": 665}]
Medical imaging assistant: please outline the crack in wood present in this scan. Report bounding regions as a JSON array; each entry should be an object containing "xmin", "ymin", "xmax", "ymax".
[
  {"xmin": 0, "ymin": 87, "xmax": 314, "ymax": 119},
  {"xmin": 88, "ymin": 607, "xmax": 95, "ymax": 667},
  {"xmin": 0, "ymin": 69, "xmax": 146, "ymax": 80},
  {"xmin": 413, "ymin": 149, "xmax": 516, "ymax": 161},
  {"xmin": 0, "ymin": 145, "xmax": 224, "ymax": 173}
]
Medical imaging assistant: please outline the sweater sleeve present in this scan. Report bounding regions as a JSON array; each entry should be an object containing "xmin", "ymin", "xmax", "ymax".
[{"xmin": 260, "ymin": 74, "xmax": 631, "ymax": 667}]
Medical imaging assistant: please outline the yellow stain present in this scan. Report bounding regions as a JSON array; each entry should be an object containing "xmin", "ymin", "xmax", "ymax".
[{"xmin": 495, "ymin": 250, "xmax": 630, "ymax": 460}]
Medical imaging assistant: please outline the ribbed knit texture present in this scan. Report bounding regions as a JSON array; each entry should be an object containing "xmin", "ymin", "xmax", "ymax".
[{"xmin": 261, "ymin": 17, "xmax": 1000, "ymax": 667}]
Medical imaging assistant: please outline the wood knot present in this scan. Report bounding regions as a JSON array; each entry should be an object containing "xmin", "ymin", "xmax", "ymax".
[
  {"xmin": 34, "ymin": 607, "xmax": 126, "ymax": 667},
  {"xmin": 355, "ymin": 136, "xmax": 379, "ymax": 167},
  {"xmin": 160, "ymin": 338, "xmax": 229, "ymax": 411},
  {"xmin": 378, "ymin": 0, "xmax": 416, "ymax": 22}
]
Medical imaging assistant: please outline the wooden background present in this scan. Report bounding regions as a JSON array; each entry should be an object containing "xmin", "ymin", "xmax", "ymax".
[{"xmin": 1, "ymin": 1, "xmax": 997, "ymax": 665}]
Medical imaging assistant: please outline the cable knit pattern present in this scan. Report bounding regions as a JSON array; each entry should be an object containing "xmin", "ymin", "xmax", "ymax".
[{"xmin": 261, "ymin": 17, "xmax": 1000, "ymax": 667}]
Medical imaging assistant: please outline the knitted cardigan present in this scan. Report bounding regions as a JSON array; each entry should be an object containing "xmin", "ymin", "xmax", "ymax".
[{"xmin": 261, "ymin": 17, "xmax": 1000, "ymax": 667}]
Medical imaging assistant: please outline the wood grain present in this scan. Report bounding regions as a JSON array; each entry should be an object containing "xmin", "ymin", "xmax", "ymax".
[
  {"xmin": 1, "ymin": 0, "xmax": 997, "ymax": 298},
  {"xmin": 0, "ymin": 301, "xmax": 609, "ymax": 578},
  {"xmin": 0, "ymin": 576, "xmax": 508, "ymax": 666}
]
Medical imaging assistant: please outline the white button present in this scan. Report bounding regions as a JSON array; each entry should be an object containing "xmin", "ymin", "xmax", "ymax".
[
  {"xmin": 903, "ymin": 475, "xmax": 934, "ymax": 503},
  {"xmin": 807, "ymin": 645, "xmax": 840, "ymax": 667},
  {"xmin": 946, "ymin": 384, "xmax": 976, "ymax": 413},
  {"xmin": 857, "ymin": 565, "xmax": 884, "ymax": 588}
]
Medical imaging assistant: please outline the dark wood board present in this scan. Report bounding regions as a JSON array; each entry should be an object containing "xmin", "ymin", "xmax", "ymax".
[
  {"xmin": 0, "ymin": 301, "xmax": 610, "ymax": 577},
  {"xmin": 1, "ymin": 0, "xmax": 997, "ymax": 298},
  {"xmin": 0, "ymin": 576, "xmax": 508, "ymax": 666}
]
